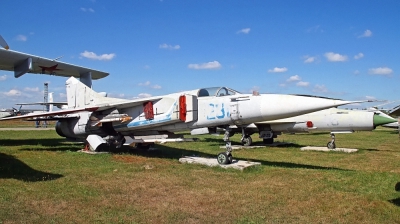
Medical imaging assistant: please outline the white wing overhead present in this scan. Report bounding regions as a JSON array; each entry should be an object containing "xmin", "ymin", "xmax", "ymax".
[{"xmin": 0, "ymin": 49, "xmax": 109, "ymax": 79}]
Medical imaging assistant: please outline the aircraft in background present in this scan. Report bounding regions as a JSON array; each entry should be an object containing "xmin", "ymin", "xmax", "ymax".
[
  {"xmin": 0, "ymin": 110, "xmax": 13, "ymax": 118},
  {"xmin": 388, "ymin": 105, "xmax": 400, "ymax": 118},
  {"xmin": 207, "ymin": 107, "xmax": 395, "ymax": 149},
  {"xmin": 16, "ymin": 93, "xmax": 68, "ymax": 112},
  {"xmin": 0, "ymin": 35, "xmax": 365, "ymax": 164},
  {"xmin": 381, "ymin": 105, "xmax": 400, "ymax": 129}
]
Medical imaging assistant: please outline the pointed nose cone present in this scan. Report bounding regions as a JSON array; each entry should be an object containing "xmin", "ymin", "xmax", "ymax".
[
  {"xmin": 260, "ymin": 94, "xmax": 360, "ymax": 121},
  {"xmin": 373, "ymin": 115, "xmax": 397, "ymax": 126}
]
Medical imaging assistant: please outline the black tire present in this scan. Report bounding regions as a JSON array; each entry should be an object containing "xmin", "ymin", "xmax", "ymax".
[
  {"xmin": 263, "ymin": 138, "xmax": 274, "ymax": 144},
  {"xmin": 227, "ymin": 154, "xmax": 233, "ymax": 164},
  {"xmin": 395, "ymin": 182, "xmax": 400, "ymax": 191},
  {"xmin": 241, "ymin": 135, "xmax": 253, "ymax": 146},
  {"xmin": 217, "ymin": 152, "xmax": 230, "ymax": 165},
  {"xmin": 327, "ymin": 142, "xmax": 336, "ymax": 149}
]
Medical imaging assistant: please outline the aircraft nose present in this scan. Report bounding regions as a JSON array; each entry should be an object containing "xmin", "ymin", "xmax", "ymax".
[
  {"xmin": 258, "ymin": 94, "xmax": 358, "ymax": 121},
  {"xmin": 373, "ymin": 114, "xmax": 397, "ymax": 126}
]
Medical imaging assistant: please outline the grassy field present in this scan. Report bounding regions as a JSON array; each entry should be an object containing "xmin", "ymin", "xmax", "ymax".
[{"xmin": 1, "ymin": 123, "xmax": 400, "ymax": 223}]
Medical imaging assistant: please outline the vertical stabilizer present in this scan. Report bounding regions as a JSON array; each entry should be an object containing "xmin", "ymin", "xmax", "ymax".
[
  {"xmin": 66, "ymin": 77, "xmax": 100, "ymax": 109},
  {"xmin": 65, "ymin": 76, "xmax": 126, "ymax": 109}
]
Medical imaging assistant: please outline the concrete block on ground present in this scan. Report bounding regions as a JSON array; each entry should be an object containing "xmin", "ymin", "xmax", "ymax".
[
  {"xmin": 300, "ymin": 146, "xmax": 358, "ymax": 153},
  {"xmin": 179, "ymin": 156, "xmax": 261, "ymax": 171}
]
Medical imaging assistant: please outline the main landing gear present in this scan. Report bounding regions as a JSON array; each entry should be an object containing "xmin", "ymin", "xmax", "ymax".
[
  {"xmin": 217, "ymin": 128, "xmax": 234, "ymax": 165},
  {"xmin": 240, "ymin": 127, "xmax": 252, "ymax": 146},
  {"xmin": 327, "ymin": 133, "xmax": 336, "ymax": 149}
]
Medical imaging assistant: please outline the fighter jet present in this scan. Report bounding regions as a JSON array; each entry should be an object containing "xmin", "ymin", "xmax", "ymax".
[
  {"xmin": 216, "ymin": 107, "xmax": 396, "ymax": 149},
  {"xmin": 1, "ymin": 77, "xmax": 363, "ymax": 163},
  {"xmin": 0, "ymin": 35, "xmax": 363, "ymax": 164}
]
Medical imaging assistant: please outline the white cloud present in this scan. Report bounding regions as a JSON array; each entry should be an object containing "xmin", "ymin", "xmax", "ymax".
[
  {"xmin": 303, "ymin": 56, "xmax": 316, "ymax": 63},
  {"xmin": 138, "ymin": 93, "xmax": 152, "ymax": 98},
  {"xmin": 237, "ymin": 28, "xmax": 251, "ymax": 34},
  {"xmin": 354, "ymin": 70, "xmax": 360, "ymax": 75},
  {"xmin": 188, "ymin": 61, "xmax": 221, "ymax": 70},
  {"xmin": 296, "ymin": 81, "xmax": 309, "ymax": 87},
  {"xmin": 368, "ymin": 67, "xmax": 393, "ymax": 76},
  {"xmin": 24, "ymin": 87, "xmax": 40, "ymax": 92},
  {"xmin": 313, "ymin": 84, "xmax": 328, "ymax": 93},
  {"xmin": 81, "ymin": 7, "xmax": 95, "ymax": 12},
  {"xmin": 358, "ymin": 29, "xmax": 372, "ymax": 38},
  {"xmin": 3, "ymin": 89, "xmax": 22, "ymax": 96},
  {"xmin": 159, "ymin": 43, "xmax": 180, "ymax": 50},
  {"xmin": 0, "ymin": 75, "xmax": 7, "ymax": 81},
  {"xmin": 15, "ymin": 35, "xmax": 27, "ymax": 42},
  {"xmin": 354, "ymin": 53, "xmax": 364, "ymax": 60},
  {"xmin": 138, "ymin": 81, "xmax": 161, "ymax": 89},
  {"xmin": 287, "ymin": 75, "xmax": 301, "ymax": 82},
  {"xmin": 268, "ymin": 67, "xmax": 288, "ymax": 73},
  {"xmin": 324, "ymin": 52, "xmax": 348, "ymax": 62},
  {"xmin": 80, "ymin": 51, "xmax": 116, "ymax": 61}
]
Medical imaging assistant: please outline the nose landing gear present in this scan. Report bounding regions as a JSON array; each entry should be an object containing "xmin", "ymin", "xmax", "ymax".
[{"xmin": 217, "ymin": 127, "xmax": 234, "ymax": 164}]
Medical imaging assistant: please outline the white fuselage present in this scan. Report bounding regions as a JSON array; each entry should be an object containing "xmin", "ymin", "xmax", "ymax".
[
  {"xmin": 258, "ymin": 108, "xmax": 377, "ymax": 133},
  {"xmin": 113, "ymin": 92, "xmax": 355, "ymax": 135}
]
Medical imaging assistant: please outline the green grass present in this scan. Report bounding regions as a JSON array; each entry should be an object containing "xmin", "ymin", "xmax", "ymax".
[{"xmin": 1, "ymin": 127, "xmax": 400, "ymax": 223}]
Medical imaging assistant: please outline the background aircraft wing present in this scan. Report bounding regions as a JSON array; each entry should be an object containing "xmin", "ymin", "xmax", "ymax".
[
  {"xmin": 0, "ymin": 48, "xmax": 108, "ymax": 79},
  {"xmin": 0, "ymin": 106, "xmax": 99, "ymax": 121},
  {"xmin": 16, "ymin": 102, "xmax": 67, "ymax": 107},
  {"xmin": 388, "ymin": 105, "xmax": 400, "ymax": 117}
]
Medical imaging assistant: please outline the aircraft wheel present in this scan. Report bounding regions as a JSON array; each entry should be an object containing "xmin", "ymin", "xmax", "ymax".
[
  {"xmin": 327, "ymin": 142, "xmax": 336, "ymax": 149},
  {"xmin": 263, "ymin": 138, "xmax": 274, "ymax": 144},
  {"xmin": 241, "ymin": 135, "xmax": 252, "ymax": 146},
  {"xmin": 217, "ymin": 152, "xmax": 231, "ymax": 165}
]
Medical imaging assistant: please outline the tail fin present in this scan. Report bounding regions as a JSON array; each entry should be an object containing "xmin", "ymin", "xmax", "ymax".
[
  {"xmin": 66, "ymin": 77, "xmax": 104, "ymax": 109},
  {"xmin": 66, "ymin": 76, "xmax": 125, "ymax": 109}
]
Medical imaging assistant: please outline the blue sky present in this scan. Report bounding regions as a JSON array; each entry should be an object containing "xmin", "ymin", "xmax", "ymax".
[{"xmin": 1, "ymin": 0, "xmax": 399, "ymax": 110}]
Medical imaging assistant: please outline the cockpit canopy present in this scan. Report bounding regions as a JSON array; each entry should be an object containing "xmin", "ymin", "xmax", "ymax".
[{"xmin": 197, "ymin": 87, "xmax": 240, "ymax": 97}]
